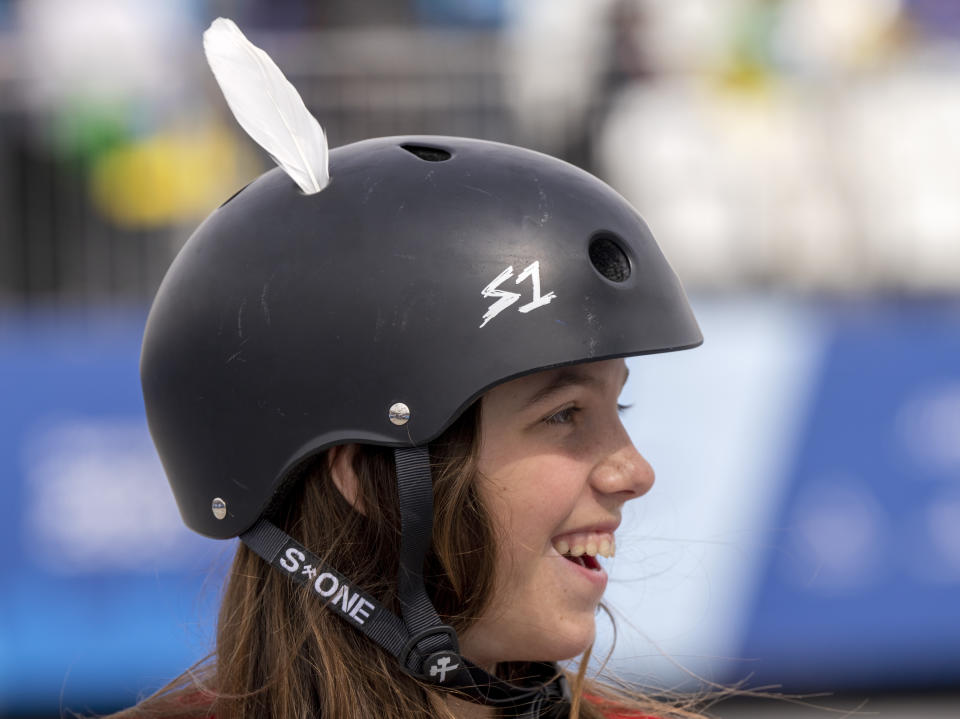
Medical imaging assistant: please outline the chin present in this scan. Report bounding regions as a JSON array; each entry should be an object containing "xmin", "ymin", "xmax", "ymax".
[
  {"xmin": 531, "ymin": 616, "xmax": 597, "ymax": 662},
  {"xmin": 462, "ymin": 613, "xmax": 597, "ymax": 666}
]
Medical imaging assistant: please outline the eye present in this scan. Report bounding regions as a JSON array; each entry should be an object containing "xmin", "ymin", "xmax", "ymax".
[
  {"xmin": 618, "ymin": 403, "xmax": 632, "ymax": 414},
  {"xmin": 544, "ymin": 406, "xmax": 580, "ymax": 425}
]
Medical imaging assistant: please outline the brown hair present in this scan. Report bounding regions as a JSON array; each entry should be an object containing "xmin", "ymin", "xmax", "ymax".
[{"xmin": 105, "ymin": 401, "xmax": 711, "ymax": 719}]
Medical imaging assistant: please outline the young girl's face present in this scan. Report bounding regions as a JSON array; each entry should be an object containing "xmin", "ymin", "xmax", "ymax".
[{"xmin": 459, "ymin": 358, "xmax": 654, "ymax": 667}]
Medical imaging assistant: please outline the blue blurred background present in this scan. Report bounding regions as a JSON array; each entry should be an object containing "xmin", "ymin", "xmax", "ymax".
[{"xmin": 1, "ymin": 0, "xmax": 958, "ymax": 716}]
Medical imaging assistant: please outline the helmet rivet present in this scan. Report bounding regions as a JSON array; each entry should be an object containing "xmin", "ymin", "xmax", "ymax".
[
  {"xmin": 389, "ymin": 402, "xmax": 411, "ymax": 426},
  {"xmin": 211, "ymin": 497, "xmax": 227, "ymax": 520}
]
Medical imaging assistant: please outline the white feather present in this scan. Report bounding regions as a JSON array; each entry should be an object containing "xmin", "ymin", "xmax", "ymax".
[{"xmin": 203, "ymin": 17, "xmax": 329, "ymax": 194}]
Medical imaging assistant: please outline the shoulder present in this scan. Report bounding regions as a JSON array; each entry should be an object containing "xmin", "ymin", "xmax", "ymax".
[{"xmin": 585, "ymin": 693, "xmax": 660, "ymax": 719}]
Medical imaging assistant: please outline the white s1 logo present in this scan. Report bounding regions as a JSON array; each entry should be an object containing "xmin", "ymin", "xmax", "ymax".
[{"xmin": 479, "ymin": 260, "xmax": 557, "ymax": 328}]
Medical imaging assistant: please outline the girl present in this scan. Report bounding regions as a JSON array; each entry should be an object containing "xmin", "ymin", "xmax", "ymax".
[{"xmin": 134, "ymin": 18, "xmax": 703, "ymax": 719}]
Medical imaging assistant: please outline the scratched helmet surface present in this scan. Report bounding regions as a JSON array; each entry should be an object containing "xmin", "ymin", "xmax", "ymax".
[{"xmin": 141, "ymin": 135, "xmax": 702, "ymax": 539}]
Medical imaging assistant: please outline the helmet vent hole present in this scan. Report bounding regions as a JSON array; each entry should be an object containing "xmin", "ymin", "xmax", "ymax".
[
  {"xmin": 589, "ymin": 234, "xmax": 631, "ymax": 282},
  {"xmin": 401, "ymin": 144, "xmax": 451, "ymax": 162}
]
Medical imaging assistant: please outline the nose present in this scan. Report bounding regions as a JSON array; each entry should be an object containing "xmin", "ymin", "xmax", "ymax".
[{"xmin": 589, "ymin": 435, "xmax": 655, "ymax": 501}]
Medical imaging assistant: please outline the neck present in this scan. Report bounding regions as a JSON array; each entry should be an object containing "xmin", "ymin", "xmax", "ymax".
[{"xmin": 445, "ymin": 694, "xmax": 496, "ymax": 719}]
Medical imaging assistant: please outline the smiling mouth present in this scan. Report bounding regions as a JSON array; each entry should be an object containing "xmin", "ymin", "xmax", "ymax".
[
  {"xmin": 552, "ymin": 533, "xmax": 615, "ymax": 562},
  {"xmin": 562, "ymin": 553, "xmax": 601, "ymax": 571},
  {"xmin": 552, "ymin": 533, "xmax": 614, "ymax": 573}
]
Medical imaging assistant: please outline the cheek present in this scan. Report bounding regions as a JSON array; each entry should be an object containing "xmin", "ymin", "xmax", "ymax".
[{"xmin": 479, "ymin": 455, "xmax": 584, "ymax": 559}]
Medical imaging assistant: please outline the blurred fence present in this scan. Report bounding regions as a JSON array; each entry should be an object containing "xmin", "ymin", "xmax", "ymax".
[
  {"xmin": 0, "ymin": 29, "xmax": 532, "ymax": 306},
  {"xmin": 3, "ymin": 21, "xmax": 960, "ymax": 307},
  {"xmin": 269, "ymin": 29, "xmax": 510, "ymax": 145}
]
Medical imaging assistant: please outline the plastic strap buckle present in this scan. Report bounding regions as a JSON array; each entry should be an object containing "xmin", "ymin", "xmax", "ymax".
[{"xmin": 400, "ymin": 624, "xmax": 463, "ymax": 683}]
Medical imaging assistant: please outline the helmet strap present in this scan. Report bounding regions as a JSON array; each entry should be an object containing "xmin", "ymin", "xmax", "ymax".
[
  {"xmin": 393, "ymin": 447, "xmax": 460, "ymax": 666},
  {"xmin": 392, "ymin": 447, "xmax": 572, "ymax": 717},
  {"xmin": 237, "ymin": 446, "xmax": 571, "ymax": 717}
]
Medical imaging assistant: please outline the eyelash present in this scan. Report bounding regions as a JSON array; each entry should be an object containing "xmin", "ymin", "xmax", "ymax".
[
  {"xmin": 543, "ymin": 403, "xmax": 632, "ymax": 425},
  {"xmin": 543, "ymin": 406, "xmax": 579, "ymax": 425}
]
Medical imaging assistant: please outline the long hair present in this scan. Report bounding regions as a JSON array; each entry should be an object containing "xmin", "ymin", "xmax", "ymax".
[{"xmin": 105, "ymin": 401, "xmax": 711, "ymax": 719}]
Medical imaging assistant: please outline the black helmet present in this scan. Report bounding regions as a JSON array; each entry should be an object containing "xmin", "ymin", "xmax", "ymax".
[
  {"xmin": 142, "ymin": 135, "xmax": 700, "ymax": 537},
  {"xmin": 141, "ymin": 134, "xmax": 702, "ymax": 716}
]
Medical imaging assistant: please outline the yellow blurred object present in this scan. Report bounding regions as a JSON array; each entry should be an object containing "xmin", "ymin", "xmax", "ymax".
[
  {"xmin": 90, "ymin": 125, "xmax": 257, "ymax": 229},
  {"xmin": 717, "ymin": 60, "xmax": 775, "ymax": 94}
]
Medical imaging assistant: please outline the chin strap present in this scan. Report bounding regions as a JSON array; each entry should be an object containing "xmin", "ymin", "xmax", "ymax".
[
  {"xmin": 392, "ymin": 447, "xmax": 459, "ymax": 672},
  {"xmin": 238, "ymin": 446, "xmax": 571, "ymax": 718}
]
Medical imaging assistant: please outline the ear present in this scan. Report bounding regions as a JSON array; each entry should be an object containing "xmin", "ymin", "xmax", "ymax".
[{"xmin": 328, "ymin": 444, "xmax": 365, "ymax": 514}]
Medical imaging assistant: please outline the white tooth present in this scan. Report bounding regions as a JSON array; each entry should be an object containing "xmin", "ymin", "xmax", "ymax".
[
  {"xmin": 570, "ymin": 544, "xmax": 585, "ymax": 557},
  {"xmin": 554, "ymin": 539, "xmax": 570, "ymax": 555},
  {"xmin": 611, "ymin": 538, "xmax": 616, "ymax": 558},
  {"xmin": 599, "ymin": 539, "xmax": 611, "ymax": 557},
  {"xmin": 585, "ymin": 541, "xmax": 598, "ymax": 556}
]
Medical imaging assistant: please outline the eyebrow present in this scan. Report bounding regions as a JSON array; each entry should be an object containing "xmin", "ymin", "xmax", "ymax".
[{"xmin": 520, "ymin": 365, "xmax": 630, "ymax": 410}]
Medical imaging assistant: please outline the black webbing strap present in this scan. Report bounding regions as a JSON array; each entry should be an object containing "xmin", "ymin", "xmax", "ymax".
[
  {"xmin": 393, "ymin": 446, "xmax": 458, "ymax": 670},
  {"xmin": 453, "ymin": 662, "xmax": 571, "ymax": 718},
  {"xmin": 238, "ymin": 456, "xmax": 571, "ymax": 717},
  {"xmin": 390, "ymin": 448, "xmax": 570, "ymax": 718},
  {"xmin": 240, "ymin": 518, "xmax": 409, "ymax": 658}
]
